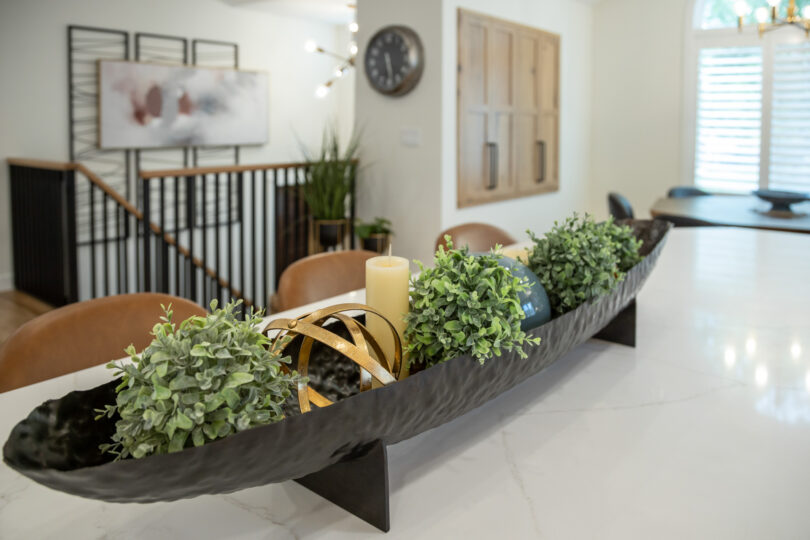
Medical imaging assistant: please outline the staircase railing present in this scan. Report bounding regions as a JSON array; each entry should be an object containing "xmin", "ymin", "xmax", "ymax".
[
  {"xmin": 139, "ymin": 161, "xmax": 356, "ymax": 312},
  {"xmin": 7, "ymin": 158, "xmax": 356, "ymax": 313}
]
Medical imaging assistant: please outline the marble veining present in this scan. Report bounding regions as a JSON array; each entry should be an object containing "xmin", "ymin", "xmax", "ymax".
[{"xmin": 1, "ymin": 227, "xmax": 810, "ymax": 539}]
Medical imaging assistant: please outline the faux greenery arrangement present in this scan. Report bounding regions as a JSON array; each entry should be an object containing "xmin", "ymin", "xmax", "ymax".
[
  {"xmin": 97, "ymin": 301, "xmax": 301, "ymax": 460},
  {"xmin": 526, "ymin": 213, "xmax": 642, "ymax": 315},
  {"xmin": 301, "ymin": 126, "xmax": 360, "ymax": 220},
  {"xmin": 355, "ymin": 217, "xmax": 393, "ymax": 239},
  {"xmin": 404, "ymin": 238, "xmax": 541, "ymax": 367},
  {"xmin": 604, "ymin": 217, "xmax": 643, "ymax": 271}
]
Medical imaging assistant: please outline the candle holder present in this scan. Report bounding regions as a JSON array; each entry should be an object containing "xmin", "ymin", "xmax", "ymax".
[{"xmin": 264, "ymin": 303, "xmax": 403, "ymax": 413}]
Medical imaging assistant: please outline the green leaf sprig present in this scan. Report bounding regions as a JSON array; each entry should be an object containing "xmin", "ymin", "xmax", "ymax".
[
  {"xmin": 404, "ymin": 238, "xmax": 541, "ymax": 367},
  {"xmin": 97, "ymin": 300, "xmax": 301, "ymax": 460},
  {"xmin": 526, "ymin": 213, "xmax": 643, "ymax": 315},
  {"xmin": 604, "ymin": 216, "xmax": 643, "ymax": 271}
]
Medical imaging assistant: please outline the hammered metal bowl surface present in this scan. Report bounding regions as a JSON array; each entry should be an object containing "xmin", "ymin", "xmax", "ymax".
[{"xmin": 3, "ymin": 220, "xmax": 672, "ymax": 503}]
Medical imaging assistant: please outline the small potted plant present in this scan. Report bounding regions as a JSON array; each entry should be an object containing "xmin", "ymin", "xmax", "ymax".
[
  {"xmin": 355, "ymin": 217, "xmax": 393, "ymax": 254},
  {"xmin": 302, "ymin": 126, "xmax": 360, "ymax": 251}
]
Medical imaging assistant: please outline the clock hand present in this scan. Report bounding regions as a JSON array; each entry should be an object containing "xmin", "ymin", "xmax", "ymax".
[{"xmin": 384, "ymin": 52, "xmax": 393, "ymax": 79}]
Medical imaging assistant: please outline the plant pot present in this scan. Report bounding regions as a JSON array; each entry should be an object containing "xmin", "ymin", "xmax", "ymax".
[
  {"xmin": 361, "ymin": 234, "xmax": 390, "ymax": 254},
  {"xmin": 313, "ymin": 219, "xmax": 348, "ymax": 251}
]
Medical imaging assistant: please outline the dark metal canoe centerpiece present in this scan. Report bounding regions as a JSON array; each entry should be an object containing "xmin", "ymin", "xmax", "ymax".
[{"xmin": 3, "ymin": 220, "xmax": 672, "ymax": 532}]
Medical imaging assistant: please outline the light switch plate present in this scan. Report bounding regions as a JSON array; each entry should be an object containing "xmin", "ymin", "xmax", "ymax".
[{"xmin": 399, "ymin": 127, "xmax": 422, "ymax": 147}]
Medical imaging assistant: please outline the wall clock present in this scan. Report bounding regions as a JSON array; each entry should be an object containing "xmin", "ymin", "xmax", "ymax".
[{"xmin": 363, "ymin": 25, "xmax": 424, "ymax": 97}]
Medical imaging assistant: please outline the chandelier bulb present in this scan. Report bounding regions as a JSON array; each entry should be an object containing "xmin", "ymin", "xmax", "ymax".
[
  {"xmin": 315, "ymin": 84, "xmax": 330, "ymax": 99},
  {"xmin": 349, "ymin": 22, "xmax": 359, "ymax": 33},
  {"xmin": 734, "ymin": 1, "xmax": 751, "ymax": 17},
  {"xmin": 755, "ymin": 6, "xmax": 770, "ymax": 22},
  {"xmin": 304, "ymin": 40, "xmax": 318, "ymax": 53},
  {"xmin": 348, "ymin": 41, "xmax": 358, "ymax": 55},
  {"xmin": 803, "ymin": 5, "xmax": 810, "ymax": 18},
  {"xmin": 766, "ymin": 0, "xmax": 780, "ymax": 7}
]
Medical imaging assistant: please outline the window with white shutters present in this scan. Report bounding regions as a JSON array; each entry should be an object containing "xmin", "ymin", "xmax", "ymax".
[
  {"xmin": 690, "ymin": 0, "xmax": 810, "ymax": 195},
  {"xmin": 769, "ymin": 42, "xmax": 810, "ymax": 193},
  {"xmin": 694, "ymin": 47, "xmax": 763, "ymax": 192}
]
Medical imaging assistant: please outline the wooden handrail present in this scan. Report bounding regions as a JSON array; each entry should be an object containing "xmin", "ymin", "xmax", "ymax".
[
  {"xmin": 139, "ymin": 161, "xmax": 311, "ymax": 179},
  {"xmin": 138, "ymin": 158, "xmax": 359, "ymax": 179},
  {"xmin": 7, "ymin": 158, "xmax": 253, "ymax": 307}
]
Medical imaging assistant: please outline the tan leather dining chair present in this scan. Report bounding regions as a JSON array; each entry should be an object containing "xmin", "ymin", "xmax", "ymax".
[
  {"xmin": 435, "ymin": 223, "xmax": 516, "ymax": 252},
  {"xmin": 273, "ymin": 250, "xmax": 378, "ymax": 313},
  {"xmin": 0, "ymin": 293, "xmax": 206, "ymax": 393}
]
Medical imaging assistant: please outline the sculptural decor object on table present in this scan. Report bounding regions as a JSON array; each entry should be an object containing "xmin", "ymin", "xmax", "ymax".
[
  {"xmin": 3, "ymin": 220, "xmax": 672, "ymax": 532},
  {"xmin": 752, "ymin": 189, "xmax": 810, "ymax": 213}
]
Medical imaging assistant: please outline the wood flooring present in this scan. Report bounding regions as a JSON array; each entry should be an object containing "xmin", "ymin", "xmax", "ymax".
[{"xmin": 0, "ymin": 291, "xmax": 53, "ymax": 346}]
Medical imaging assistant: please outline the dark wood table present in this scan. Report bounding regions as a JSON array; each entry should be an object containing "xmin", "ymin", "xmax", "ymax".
[{"xmin": 650, "ymin": 195, "xmax": 810, "ymax": 234}]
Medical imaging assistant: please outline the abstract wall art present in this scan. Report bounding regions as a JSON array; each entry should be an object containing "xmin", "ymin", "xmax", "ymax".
[{"xmin": 98, "ymin": 60, "xmax": 268, "ymax": 149}]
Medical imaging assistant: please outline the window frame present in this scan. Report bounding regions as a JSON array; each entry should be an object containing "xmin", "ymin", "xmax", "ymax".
[{"xmin": 683, "ymin": 0, "xmax": 805, "ymax": 193}]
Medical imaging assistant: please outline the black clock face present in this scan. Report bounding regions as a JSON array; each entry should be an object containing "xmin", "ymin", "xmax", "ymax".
[{"xmin": 364, "ymin": 26, "xmax": 424, "ymax": 96}]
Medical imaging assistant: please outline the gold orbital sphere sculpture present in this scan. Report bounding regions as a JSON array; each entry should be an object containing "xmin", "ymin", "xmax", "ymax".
[{"xmin": 264, "ymin": 303, "xmax": 403, "ymax": 413}]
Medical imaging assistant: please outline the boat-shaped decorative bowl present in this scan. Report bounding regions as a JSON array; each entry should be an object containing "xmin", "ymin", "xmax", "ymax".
[{"xmin": 3, "ymin": 220, "xmax": 671, "ymax": 529}]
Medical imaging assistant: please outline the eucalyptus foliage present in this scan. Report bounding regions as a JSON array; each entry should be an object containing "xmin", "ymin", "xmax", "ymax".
[
  {"xmin": 404, "ymin": 238, "xmax": 541, "ymax": 367},
  {"xmin": 526, "ymin": 213, "xmax": 642, "ymax": 315},
  {"xmin": 97, "ymin": 301, "xmax": 301, "ymax": 460},
  {"xmin": 301, "ymin": 125, "xmax": 360, "ymax": 220},
  {"xmin": 604, "ymin": 216, "xmax": 643, "ymax": 272}
]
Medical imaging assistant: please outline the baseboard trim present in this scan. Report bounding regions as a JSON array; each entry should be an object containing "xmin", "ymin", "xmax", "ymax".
[{"xmin": 0, "ymin": 272, "xmax": 13, "ymax": 292}]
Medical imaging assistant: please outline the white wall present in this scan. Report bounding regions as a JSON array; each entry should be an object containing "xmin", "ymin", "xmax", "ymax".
[
  {"xmin": 356, "ymin": 0, "xmax": 595, "ymax": 266},
  {"xmin": 0, "ymin": 0, "xmax": 355, "ymax": 292},
  {"xmin": 355, "ymin": 0, "xmax": 444, "ymax": 265},
  {"xmin": 589, "ymin": 0, "xmax": 691, "ymax": 219}
]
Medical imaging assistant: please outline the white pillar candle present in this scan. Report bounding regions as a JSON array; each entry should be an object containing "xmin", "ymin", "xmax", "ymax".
[{"xmin": 365, "ymin": 254, "xmax": 410, "ymax": 378}]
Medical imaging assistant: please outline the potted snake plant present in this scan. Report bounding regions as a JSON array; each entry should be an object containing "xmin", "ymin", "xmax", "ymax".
[{"xmin": 301, "ymin": 126, "xmax": 360, "ymax": 251}]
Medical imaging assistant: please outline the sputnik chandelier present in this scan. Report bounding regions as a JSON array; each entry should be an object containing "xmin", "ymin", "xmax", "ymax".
[
  {"xmin": 735, "ymin": 0, "xmax": 810, "ymax": 37},
  {"xmin": 305, "ymin": 9, "xmax": 358, "ymax": 98}
]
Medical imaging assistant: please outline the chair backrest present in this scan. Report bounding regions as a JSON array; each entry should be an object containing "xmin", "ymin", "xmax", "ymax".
[
  {"xmin": 274, "ymin": 250, "xmax": 379, "ymax": 312},
  {"xmin": 607, "ymin": 192, "xmax": 634, "ymax": 220},
  {"xmin": 434, "ymin": 223, "xmax": 516, "ymax": 252},
  {"xmin": 667, "ymin": 186, "xmax": 711, "ymax": 198},
  {"xmin": 0, "ymin": 293, "xmax": 207, "ymax": 393}
]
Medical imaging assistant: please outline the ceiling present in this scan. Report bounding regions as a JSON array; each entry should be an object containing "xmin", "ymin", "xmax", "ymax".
[
  {"xmin": 223, "ymin": 0, "xmax": 601, "ymax": 24},
  {"xmin": 222, "ymin": 0, "xmax": 355, "ymax": 24}
]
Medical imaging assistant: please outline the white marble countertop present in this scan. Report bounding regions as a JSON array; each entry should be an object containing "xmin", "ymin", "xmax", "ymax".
[{"xmin": 2, "ymin": 227, "xmax": 810, "ymax": 539}]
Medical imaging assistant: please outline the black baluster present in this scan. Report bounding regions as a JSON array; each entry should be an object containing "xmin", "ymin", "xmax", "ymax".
[
  {"xmin": 116, "ymin": 201, "xmax": 122, "ymax": 294},
  {"xmin": 159, "ymin": 176, "xmax": 167, "ymax": 293},
  {"xmin": 174, "ymin": 176, "xmax": 180, "ymax": 296},
  {"xmin": 262, "ymin": 169, "xmax": 268, "ymax": 312},
  {"xmin": 103, "ymin": 193, "xmax": 109, "ymax": 296},
  {"xmin": 215, "ymin": 172, "xmax": 222, "ymax": 305},
  {"xmin": 122, "ymin": 206, "xmax": 129, "ymax": 294},
  {"xmin": 227, "ymin": 172, "xmax": 233, "ymax": 302},
  {"xmin": 89, "ymin": 186, "xmax": 96, "ymax": 297},
  {"xmin": 251, "ymin": 170, "xmax": 257, "ymax": 309},
  {"xmin": 142, "ymin": 178, "xmax": 151, "ymax": 292},
  {"xmin": 186, "ymin": 175, "xmax": 196, "ymax": 302},
  {"xmin": 238, "ymin": 171, "xmax": 245, "ymax": 317},
  {"xmin": 201, "ymin": 173, "xmax": 208, "ymax": 306}
]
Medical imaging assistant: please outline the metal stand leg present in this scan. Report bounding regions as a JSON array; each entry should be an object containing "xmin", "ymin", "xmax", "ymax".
[
  {"xmin": 294, "ymin": 440, "xmax": 390, "ymax": 532},
  {"xmin": 594, "ymin": 299, "xmax": 636, "ymax": 347}
]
